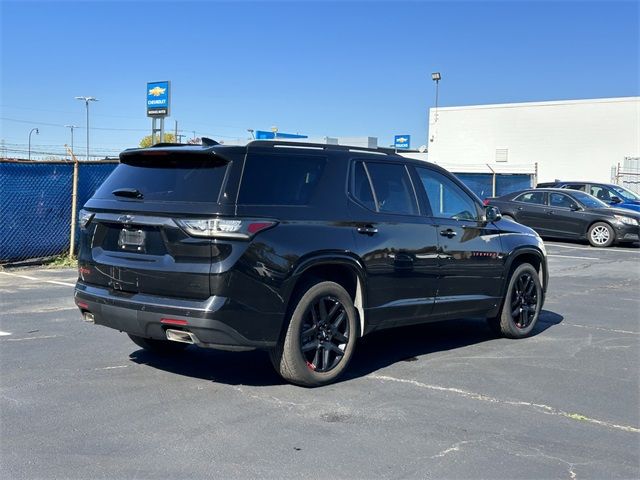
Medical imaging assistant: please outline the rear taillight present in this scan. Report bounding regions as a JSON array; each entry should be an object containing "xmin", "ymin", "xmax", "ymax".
[
  {"xmin": 483, "ymin": 199, "xmax": 490, "ymax": 206},
  {"xmin": 78, "ymin": 209, "xmax": 94, "ymax": 228},
  {"xmin": 175, "ymin": 218, "xmax": 277, "ymax": 239}
]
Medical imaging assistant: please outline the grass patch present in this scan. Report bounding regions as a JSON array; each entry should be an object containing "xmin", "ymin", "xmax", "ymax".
[{"xmin": 44, "ymin": 255, "xmax": 78, "ymax": 269}]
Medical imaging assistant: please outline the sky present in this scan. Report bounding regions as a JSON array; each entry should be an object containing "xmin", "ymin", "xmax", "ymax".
[{"xmin": 1, "ymin": 0, "xmax": 638, "ymax": 159}]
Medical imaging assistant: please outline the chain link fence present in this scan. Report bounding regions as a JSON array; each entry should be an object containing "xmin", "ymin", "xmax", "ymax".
[
  {"xmin": 0, "ymin": 160, "xmax": 118, "ymax": 264},
  {"xmin": 613, "ymin": 157, "xmax": 640, "ymax": 194}
]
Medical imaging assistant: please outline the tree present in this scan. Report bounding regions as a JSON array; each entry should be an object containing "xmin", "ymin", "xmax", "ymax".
[{"xmin": 139, "ymin": 133, "xmax": 176, "ymax": 148}]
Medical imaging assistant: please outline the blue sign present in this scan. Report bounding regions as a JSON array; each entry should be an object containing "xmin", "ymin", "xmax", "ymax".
[
  {"xmin": 394, "ymin": 135, "xmax": 410, "ymax": 149},
  {"xmin": 255, "ymin": 130, "xmax": 308, "ymax": 140},
  {"xmin": 147, "ymin": 81, "xmax": 170, "ymax": 117}
]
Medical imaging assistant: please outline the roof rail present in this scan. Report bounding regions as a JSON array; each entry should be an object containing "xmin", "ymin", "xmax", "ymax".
[{"xmin": 246, "ymin": 140, "xmax": 398, "ymax": 155}]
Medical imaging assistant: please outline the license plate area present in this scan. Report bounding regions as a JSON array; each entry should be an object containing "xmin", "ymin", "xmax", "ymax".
[{"xmin": 118, "ymin": 228, "xmax": 146, "ymax": 252}]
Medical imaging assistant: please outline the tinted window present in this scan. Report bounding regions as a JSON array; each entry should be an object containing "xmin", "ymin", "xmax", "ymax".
[
  {"xmin": 94, "ymin": 156, "xmax": 228, "ymax": 203},
  {"xmin": 239, "ymin": 154, "xmax": 326, "ymax": 205},
  {"xmin": 589, "ymin": 185, "xmax": 613, "ymax": 202},
  {"xmin": 416, "ymin": 167, "xmax": 479, "ymax": 221},
  {"xmin": 352, "ymin": 162, "xmax": 376, "ymax": 210},
  {"xmin": 515, "ymin": 192, "xmax": 545, "ymax": 205},
  {"xmin": 569, "ymin": 191, "xmax": 609, "ymax": 209},
  {"xmin": 549, "ymin": 193, "xmax": 576, "ymax": 208},
  {"xmin": 611, "ymin": 185, "xmax": 640, "ymax": 201},
  {"xmin": 566, "ymin": 184, "xmax": 586, "ymax": 192},
  {"xmin": 364, "ymin": 162, "xmax": 418, "ymax": 215}
]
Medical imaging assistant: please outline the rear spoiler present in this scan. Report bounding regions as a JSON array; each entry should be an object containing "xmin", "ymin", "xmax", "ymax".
[{"xmin": 119, "ymin": 138, "xmax": 225, "ymax": 164}]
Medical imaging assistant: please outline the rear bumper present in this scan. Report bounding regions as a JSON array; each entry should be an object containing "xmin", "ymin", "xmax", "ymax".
[{"xmin": 74, "ymin": 282, "xmax": 279, "ymax": 349}]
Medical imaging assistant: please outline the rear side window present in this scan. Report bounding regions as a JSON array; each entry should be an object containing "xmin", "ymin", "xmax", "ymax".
[
  {"xmin": 353, "ymin": 162, "xmax": 376, "ymax": 211},
  {"xmin": 94, "ymin": 155, "xmax": 229, "ymax": 203},
  {"xmin": 589, "ymin": 185, "xmax": 613, "ymax": 202},
  {"xmin": 353, "ymin": 161, "xmax": 418, "ymax": 215},
  {"xmin": 515, "ymin": 191, "xmax": 546, "ymax": 205},
  {"xmin": 566, "ymin": 184, "xmax": 586, "ymax": 192},
  {"xmin": 239, "ymin": 153, "xmax": 326, "ymax": 205}
]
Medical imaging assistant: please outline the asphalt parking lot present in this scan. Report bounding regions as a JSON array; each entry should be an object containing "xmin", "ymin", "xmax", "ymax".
[{"xmin": 1, "ymin": 241, "xmax": 639, "ymax": 479}]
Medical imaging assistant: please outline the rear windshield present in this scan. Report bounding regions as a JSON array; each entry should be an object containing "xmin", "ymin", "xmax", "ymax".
[
  {"xmin": 238, "ymin": 153, "xmax": 326, "ymax": 205},
  {"xmin": 94, "ymin": 156, "xmax": 229, "ymax": 203}
]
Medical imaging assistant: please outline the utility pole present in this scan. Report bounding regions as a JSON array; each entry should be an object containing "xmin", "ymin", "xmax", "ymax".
[
  {"xmin": 65, "ymin": 125, "xmax": 78, "ymax": 160},
  {"xmin": 174, "ymin": 120, "xmax": 178, "ymax": 143}
]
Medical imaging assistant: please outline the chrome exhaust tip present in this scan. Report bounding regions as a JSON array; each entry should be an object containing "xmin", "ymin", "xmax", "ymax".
[
  {"xmin": 83, "ymin": 312, "xmax": 95, "ymax": 323},
  {"xmin": 165, "ymin": 329, "xmax": 197, "ymax": 344}
]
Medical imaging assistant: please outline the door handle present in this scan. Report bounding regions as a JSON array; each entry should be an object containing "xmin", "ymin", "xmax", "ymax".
[
  {"xmin": 357, "ymin": 225, "xmax": 378, "ymax": 236},
  {"xmin": 440, "ymin": 229, "xmax": 457, "ymax": 238},
  {"xmin": 546, "ymin": 210, "xmax": 555, "ymax": 215},
  {"xmin": 517, "ymin": 207, "xmax": 524, "ymax": 211}
]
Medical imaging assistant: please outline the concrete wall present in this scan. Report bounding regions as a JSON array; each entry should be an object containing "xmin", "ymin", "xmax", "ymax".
[{"xmin": 427, "ymin": 97, "xmax": 640, "ymax": 183}]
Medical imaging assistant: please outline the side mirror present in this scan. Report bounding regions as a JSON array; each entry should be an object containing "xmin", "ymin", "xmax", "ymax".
[
  {"xmin": 485, "ymin": 205, "xmax": 502, "ymax": 223},
  {"xmin": 611, "ymin": 196, "xmax": 622, "ymax": 204},
  {"xmin": 570, "ymin": 203, "xmax": 582, "ymax": 211}
]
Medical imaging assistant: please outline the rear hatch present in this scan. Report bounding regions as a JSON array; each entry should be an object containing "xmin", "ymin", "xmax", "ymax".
[{"xmin": 79, "ymin": 146, "xmax": 242, "ymax": 300}]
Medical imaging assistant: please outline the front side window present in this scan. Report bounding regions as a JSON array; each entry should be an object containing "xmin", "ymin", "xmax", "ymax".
[
  {"xmin": 515, "ymin": 191, "xmax": 546, "ymax": 205},
  {"xmin": 416, "ymin": 167, "xmax": 479, "ymax": 221},
  {"xmin": 611, "ymin": 185, "xmax": 640, "ymax": 201},
  {"xmin": 239, "ymin": 153, "xmax": 326, "ymax": 205},
  {"xmin": 569, "ymin": 191, "xmax": 608, "ymax": 209},
  {"xmin": 549, "ymin": 193, "xmax": 576, "ymax": 209}
]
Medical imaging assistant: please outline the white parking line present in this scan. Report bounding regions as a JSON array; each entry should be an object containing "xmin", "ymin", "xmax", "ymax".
[
  {"xmin": 369, "ymin": 374, "xmax": 640, "ymax": 434},
  {"xmin": 0, "ymin": 271, "xmax": 75, "ymax": 287},
  {"xmin": 547, "ymin": 254, "xmax": 598, "ymax": 260},
  {"xmin": 2, "ymin": 335, "xmax": 60, "ymax": 341},
  {"xmin": 545, "ymin": 243, "xmax": 640, "ymax": 253},
  {"xmin": 0, "ymin": 331, "xmax": 12, "ymax": 336}
]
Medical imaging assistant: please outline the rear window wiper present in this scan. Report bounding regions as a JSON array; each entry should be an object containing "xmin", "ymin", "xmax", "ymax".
[{"xmin": 112, "ymin": 188, "xmax": 144, "ymax": 199}]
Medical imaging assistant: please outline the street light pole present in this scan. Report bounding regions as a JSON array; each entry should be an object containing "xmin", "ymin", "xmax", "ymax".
[
  {"xmin": 431, "ymin": 72, "xmax": 441, "ymax": 122},
  {"xmin": 65, "ymin": 125, "xmax": 78, "ymax": 159},
  {"xmin": 75, "ymin": 96, "xmax": 98, "ymax": 161},
  {"xmin": 28, "ymin": 128, "xmax": 39, "ymax": 161}
]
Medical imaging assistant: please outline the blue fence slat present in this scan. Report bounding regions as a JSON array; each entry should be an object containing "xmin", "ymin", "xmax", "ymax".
[{"xmin": 1, "ymin": 161, "xmax": 117, "ymax": 263}]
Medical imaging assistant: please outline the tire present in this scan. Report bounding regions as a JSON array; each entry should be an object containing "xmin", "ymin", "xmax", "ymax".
[
  {"xmin": 128, "ymin": 333, "xmax": 189, "ymax": 354},
  {"xmin": 271, "ymin": 280, "xmax": 358, "ymax": 387},
  {"xmin": 587, "ymin": 222, "xmax": 615, "ymax": 248},
  {"xmin": 487, "ymin": 263, "xmax": 542, "ymax": 339}
]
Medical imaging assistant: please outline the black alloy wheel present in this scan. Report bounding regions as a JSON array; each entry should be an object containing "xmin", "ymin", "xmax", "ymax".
[
  {"xmin": 271, "ymin": 280, "xmax": 358, "ymax": 387},
  {"xmin": 487, "ymin": 263, "xmax": 542, "ymax": 339},
  {"xmin": 510, "ymin": 271, "xmax": 538, "ymax": 329},
  {"xmin": 300, "ymin": 295, "xmax": 350, "ymax": 373}
]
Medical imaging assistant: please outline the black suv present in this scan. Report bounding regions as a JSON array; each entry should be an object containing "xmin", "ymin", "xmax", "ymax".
[{"xmin": 75, "ymin": 140, "xmax": 548, "ymax": 386}]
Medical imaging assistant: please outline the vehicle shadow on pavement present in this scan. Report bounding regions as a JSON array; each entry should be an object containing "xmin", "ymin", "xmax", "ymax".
[
  {"xmin": 343, "ymin": 309, "xmax": 563, "ymax": 382},
  {"xmin": 127, "ymin": 310, "xmax": 563, "ymax": 387}
]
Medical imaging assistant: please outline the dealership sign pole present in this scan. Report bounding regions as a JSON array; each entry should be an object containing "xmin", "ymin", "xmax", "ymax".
[{"xmin": 147, "ymin": 81, "xmax": 171, "ymax": 145}]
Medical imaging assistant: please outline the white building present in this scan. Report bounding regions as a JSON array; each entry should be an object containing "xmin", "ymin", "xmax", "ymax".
[{"xmin": 426, "ymin": 97, "xmax": 640, "ymax": 183}]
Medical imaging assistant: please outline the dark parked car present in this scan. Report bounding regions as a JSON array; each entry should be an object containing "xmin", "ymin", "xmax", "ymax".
[
  {"xmin": 536, "ymin": 181, "xmax": 640, "ymax": 213},
  {"xmin": 487, "ymin": 188, "xmax": 640, "ymax": 247},
  {"xmin": 75, "ymin": 139, "xmax": 548, "ymax": 386}
]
